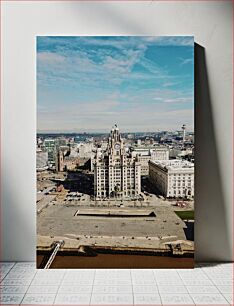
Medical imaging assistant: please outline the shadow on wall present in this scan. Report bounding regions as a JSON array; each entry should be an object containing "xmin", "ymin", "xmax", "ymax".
[
  {"xmin": 195, "ymin": 43, "xmax": 232, "ymax": 262},
  {"xmin": 2, "ymin": 164, "xmax": 36, "ymax": 262}
]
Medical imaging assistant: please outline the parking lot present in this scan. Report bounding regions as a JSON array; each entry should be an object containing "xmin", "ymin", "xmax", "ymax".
[{"xmin": 37, "ymin": 170, "xmax": 194, "ymax": 213}]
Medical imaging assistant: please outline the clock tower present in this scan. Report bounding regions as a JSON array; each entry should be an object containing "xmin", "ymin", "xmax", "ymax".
[
  {"xmin": 94, "ymin": 125, "xmax": 141, "ymax": 199},
  {"xmin": 108, "ymin": 124, "xmax": 125, "ymax": 156}
]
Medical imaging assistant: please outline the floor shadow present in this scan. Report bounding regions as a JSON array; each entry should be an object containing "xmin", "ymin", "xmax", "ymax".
[
  {"xmin": 141, "ymin": 176, "xmax": 162, "ymax": 198},
  {"xmin": 195, "ymin": 43, "xmax": 232, "ymax": 262},
  {"xmin": 1, "ymin": 163, "xmax": 36, "ymax": 262},
  {"xmin": 62, "ymin": 171, "xmax": 94, "ymax": 195}
]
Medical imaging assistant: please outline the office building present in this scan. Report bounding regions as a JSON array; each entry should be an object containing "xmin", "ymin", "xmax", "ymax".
[
  {"xmin": 131, "ymin": 146, "xmax": 169, "ymax": 175},
  {"xmin": 149, "ymin": 159, "xmax": 194, "ymax": 198}
]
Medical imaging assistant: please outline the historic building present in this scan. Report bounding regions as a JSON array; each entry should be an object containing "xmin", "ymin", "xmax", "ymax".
[
  {"xmin": 130, "ymin": 146, "xmax": 169, "ymax": 175},
  {"xmin": 94, "ymin": 125, "xmax": 141, "ymax": 199},
  {"xmin": 149, "ymin": 159, "xmax": 194, "ymax": 198}
]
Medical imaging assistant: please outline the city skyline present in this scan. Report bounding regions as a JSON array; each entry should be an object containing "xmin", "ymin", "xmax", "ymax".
[
  {"xmin": 36, "ymin": 127, "xmax": 194, "ymax": 135},
  {"xmin": 37, "ymin": 36, "xmax": 194, "ymax": 133}
]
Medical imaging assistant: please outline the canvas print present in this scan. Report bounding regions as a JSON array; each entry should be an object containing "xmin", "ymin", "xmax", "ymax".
[{"xmin": 36, "ymin": 36, "xmax": 194, "ymax": 268}]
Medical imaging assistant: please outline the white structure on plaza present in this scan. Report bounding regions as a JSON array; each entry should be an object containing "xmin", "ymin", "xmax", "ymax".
[
  {"xmin": 94, "ymin": 125, "xmax": 141, "ymax": 199},
  {"xmin": 149, "ymin": 159, "xmax": 194, "ymax": 198},
  {"xmin": 131, "ymin": 146, "xmax": 169, "ymax": 175}
]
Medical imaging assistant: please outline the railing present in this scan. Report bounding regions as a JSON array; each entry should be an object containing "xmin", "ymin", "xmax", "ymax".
[{"xmin": 44, "ymin": 240, "xmax": 65, "ymax": 269}]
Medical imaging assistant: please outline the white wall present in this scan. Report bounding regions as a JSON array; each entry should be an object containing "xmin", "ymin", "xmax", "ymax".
[{"xmin": 1, "ymin": 1, "xmax": 233, "ymax": 261}]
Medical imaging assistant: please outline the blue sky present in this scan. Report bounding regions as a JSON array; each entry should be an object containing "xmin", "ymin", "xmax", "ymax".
[{"xmin": 37, "ymin": 36, "xmax": 194, "ymax": 133}]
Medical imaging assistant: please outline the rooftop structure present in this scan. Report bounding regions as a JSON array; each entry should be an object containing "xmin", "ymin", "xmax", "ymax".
[{"xmin": 150, "ymin": 159, "xmax": 194, "ymax": 170}]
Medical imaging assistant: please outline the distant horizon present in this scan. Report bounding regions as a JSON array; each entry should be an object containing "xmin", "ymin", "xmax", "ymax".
[
  {"xmin": 37, "ymin": 128, "xmax": 194, "ymax": 135},
  {"xmin": 37, "ymin": 36, "xmax": 194, "ymax": 132}
]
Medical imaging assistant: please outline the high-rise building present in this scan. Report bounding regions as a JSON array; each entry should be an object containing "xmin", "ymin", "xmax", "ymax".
[
  {"xmin": 43, "ymin": 139, "xmax": 56, "ymax": 162},
  {"xmin": 94, "ymin": 125, "xmax": 141, "ymax": 199}
]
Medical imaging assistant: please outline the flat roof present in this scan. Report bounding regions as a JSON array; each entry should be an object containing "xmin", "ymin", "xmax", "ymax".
[{"xmin": 149, "ymin": 159, "xmax": 194, "ymax": 171}]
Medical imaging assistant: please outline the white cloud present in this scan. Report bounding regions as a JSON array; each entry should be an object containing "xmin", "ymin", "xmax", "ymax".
[
  {"xmin": 179, "ymin": 58, "xmax": 194, "ymax": 65},
  {"xmin": 143, "ymin": 36, "xmax": 194, "ymax": 46},
  {"xmin": 37, "ymin": 36, "xmax": 194, "ymax": 132},
  {"xmin": 37, "ymin": 52, "xmax": 65, "ymax": 63}
]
